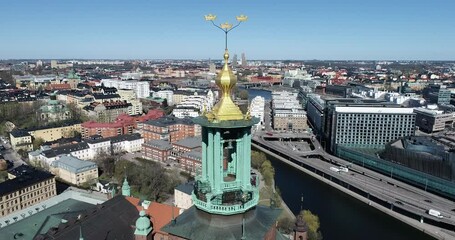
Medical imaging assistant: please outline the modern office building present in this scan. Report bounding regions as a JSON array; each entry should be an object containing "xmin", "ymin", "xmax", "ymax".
[
  {"xmin": 414, "ymin": 107, "xmax": 455, "ymax": 133},
  {"xmin": 325, "ymin": 102, "xmax": 416, "ymax": 153}
]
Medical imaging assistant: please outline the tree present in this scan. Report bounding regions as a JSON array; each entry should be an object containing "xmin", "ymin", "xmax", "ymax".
[
  {"xmin": 239, "ymin": 90, "xmax": 249, "ymax": 100},
  {"xmin": 260, "ymin": 160, "xmax": 275, "ymax": 186},
  {"xmin": 33, "ymin": 137, "xmax": 45, "ymax": 150},
  {"xmin": 251, "ymin": 150, "xmax": 267, "ymax": 169},
  {"xmin": 298, "ymin": 210, "xmax": 323, "ymax": 240}
]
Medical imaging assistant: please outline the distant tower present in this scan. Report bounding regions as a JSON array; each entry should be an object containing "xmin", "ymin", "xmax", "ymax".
[
  {"xmin": 209, "ymin": 63, "xmax": 216, "ymax": 74},
  {"xmin": 241, "ymin": 53, "xmax": 247, "ymax": 67},
  {"xmin": 134, "ymin": 210, "xmax": 153, "ymax": 240},
  {"xmin": 233, "ymin": 54, "xmax": 238, "ymax": 68},
  {"xmin": 122, "ymin": 177, "xmax": 131, "ymax": 197}
]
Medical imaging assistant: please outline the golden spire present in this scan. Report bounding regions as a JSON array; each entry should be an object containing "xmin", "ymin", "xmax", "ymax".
[
  {"xmin": 204, "ymin": 14, "xmax": 249, "ymax": 122},
  {"xmin": 206, "ymin": 50, "xmax": 244, "ymax": 121}
]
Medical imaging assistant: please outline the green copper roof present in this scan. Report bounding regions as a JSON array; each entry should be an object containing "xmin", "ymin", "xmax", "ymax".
[
  {"xmin": 193, "ymin": 116, "xmax": 259, "ymax": 128},
  {"xmin": 122, "ymin": 177, "xmax": 131, "ymax": 197},
  {"xmin": 0, "ymin": 199, "xmax": 93, "ymax": 240},
  {"xmin": 162, "ymin": 206, "xmax": 286, "ymax": 240},
  {"xmin": 134, "ymin": 210, "xmax": 152, "ymax": 236}
]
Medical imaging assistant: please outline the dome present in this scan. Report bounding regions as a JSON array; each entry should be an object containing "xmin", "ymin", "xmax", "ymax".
[{"xmin": 135, "ymin": 210, "xmax": 152, "ymax": 231}]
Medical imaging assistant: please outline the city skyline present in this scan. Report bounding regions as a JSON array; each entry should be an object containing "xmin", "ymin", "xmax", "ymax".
[{"xmin": 1, "ymin": 0, "xmax": 454, "ymax": 60}]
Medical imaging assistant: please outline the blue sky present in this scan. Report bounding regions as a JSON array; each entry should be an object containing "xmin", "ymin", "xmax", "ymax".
[{"xmin": 1, "ymin": 0, "xmax": 454, "ymax": 60}]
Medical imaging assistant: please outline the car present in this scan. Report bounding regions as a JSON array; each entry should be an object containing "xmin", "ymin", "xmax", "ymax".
[
  {"xmin": 424, "ymin": 199, "xmax": 432, "ymax": 203},
  {"xmin": 395, "ymin": 201, "xmax": 403, "ymax": 205}
]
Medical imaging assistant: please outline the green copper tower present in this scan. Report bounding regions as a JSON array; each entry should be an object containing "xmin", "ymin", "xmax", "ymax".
[{"xmin": 192, "ymin": 14, "xmax": 259, "ymax": 215}]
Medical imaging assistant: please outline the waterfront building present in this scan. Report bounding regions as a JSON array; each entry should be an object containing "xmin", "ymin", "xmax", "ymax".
[
  {"xmin": 250, "ymin": 96, "xmax": 265, "ymax": 130},
  {"xmin": 381, "ymin": 136, "xmax": 455, "ymax": 182},
  {"xmin": 306, "ymin": 94, "xmax": 325, "ymax": 135},
  {"xmin": 414, "ymin": 107, "xmax": 455, "ymax": 133},
  {"xmin": 324, "ymin": 100, "xmax": 416, "ymax": 153},
  {"xmin": 50, "ymin": 155, "xmax": 98, "ymax": 186},
  {"xmin": 272, "ymin": 91, "xmax": 307, "ymax": 131},
  {"xmin": 0, "ymin": 165, "xmax": 56, "ymax": 217}
]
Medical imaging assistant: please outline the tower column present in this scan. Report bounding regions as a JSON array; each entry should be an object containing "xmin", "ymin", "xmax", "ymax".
[
  {"xmin": 207, "ymin": 128, "xmax": 214, "ymax": 186},
  {"xmin": 201, "ymin": 127, "xmax": 208, "ymax": 181},
  {"xmin": 213, "ymin": 129, "xmax": 222, "ymax": 194}
]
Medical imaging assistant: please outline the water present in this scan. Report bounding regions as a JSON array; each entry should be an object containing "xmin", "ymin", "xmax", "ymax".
[
  {"xmin": 269, "ymin": 155, "xmax": 435, "ymax": 240},
  {"xmin": 239, "ymin": 87, "xmax": 272, "ymax": 101}
]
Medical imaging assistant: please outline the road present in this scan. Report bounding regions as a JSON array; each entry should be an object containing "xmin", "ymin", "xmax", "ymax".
[
  {"xmin": 1, "ymin": 137, "xmax": 27, "ymax": 168},
  {"xmin": 253, "ymin": 132, "xmax": 455, "ymax": 234}
]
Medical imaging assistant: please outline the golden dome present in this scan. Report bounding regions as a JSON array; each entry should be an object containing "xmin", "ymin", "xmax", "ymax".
[{"xmin": 206, "ymin": 50, "xmax": 244, "ymax": 121}]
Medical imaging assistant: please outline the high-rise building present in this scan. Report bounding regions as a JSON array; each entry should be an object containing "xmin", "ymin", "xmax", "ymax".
[
  {"xmin": 241, "ymin": 52, "xmax": 247, "ymax": 67},
  {"xmin": 232, "ymin": 54, "xmax": 238, "ymax": 67}
]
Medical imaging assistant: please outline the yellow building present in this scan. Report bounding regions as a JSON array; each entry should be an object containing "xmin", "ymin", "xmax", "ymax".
[
  {"xmin": 0, "ymin": 165, "xmax": 56, "ymax": 217},
  {"xmin": 9, "ymin": 129, "xmax": 33, "ymax": 151},
  {"xmin": 50, "ymin": 155, "xmax": 98, "ymax": 186},
  {"xmin": 28, "ymin": 123, "xmax": 82, "ymax": 142}
]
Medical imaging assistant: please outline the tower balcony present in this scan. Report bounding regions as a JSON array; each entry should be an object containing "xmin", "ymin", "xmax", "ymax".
[{"xmin": 192, "ymin": 189, "xmax": 259, "ymax": 215}]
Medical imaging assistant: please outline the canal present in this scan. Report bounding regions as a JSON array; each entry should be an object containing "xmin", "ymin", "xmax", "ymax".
[{"xmin": 266, "ymin": 152, "xmax": 435, "ymax": 240}]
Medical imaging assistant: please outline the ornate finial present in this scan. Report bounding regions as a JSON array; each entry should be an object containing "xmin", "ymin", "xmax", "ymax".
[
  {"xmin": 204, "ymin": 13, "xmax": 248, "ymax": 50},
  {"xmin": 204, "ymin": 14, "xmax": 249, "ymax": 122}
]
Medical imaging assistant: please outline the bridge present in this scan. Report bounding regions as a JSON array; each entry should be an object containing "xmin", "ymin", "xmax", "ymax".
[{"xmin": 252, "ymin": 131, "xmax": 455, "ymax": 239}]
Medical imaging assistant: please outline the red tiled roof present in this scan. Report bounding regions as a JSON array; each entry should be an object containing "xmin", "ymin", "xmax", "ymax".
[
  {"xmin": 46, "ymin": 83, "xmax": 71, "ymax": 90},
  {"xmin": 125, "ymin": 196, "xmax": 181, "ymax": 235}
]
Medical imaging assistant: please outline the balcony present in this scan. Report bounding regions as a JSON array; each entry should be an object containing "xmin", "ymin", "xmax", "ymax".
[{"xmin": 192, "ymin": 193, "xmax": 259, "ymax": 215}]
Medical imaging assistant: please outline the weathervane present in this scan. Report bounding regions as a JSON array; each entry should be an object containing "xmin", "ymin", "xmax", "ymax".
[{"xmin": 204, "ymin": 14, "xmax": 248, "ymax": 50}]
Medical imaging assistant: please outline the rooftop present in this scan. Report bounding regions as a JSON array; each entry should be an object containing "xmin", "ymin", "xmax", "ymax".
[
  {"xmin": 10, "ymin": 129, "xmax": 31, "ymax": 138},
  {"xmin": 51, "ymin": 155, "xmax": 97, "ymax": 174},
  {"xmin": 175, "ymin": 181, "xmax": 195, "ymax": 195},
  {"xmin": 143, "ymin": 140, "xmax": 172, "ymax": 150},
  {"xmin": 173, "ymin": 136, "xmax": 202, "ymax": 149},
  {"xmin": 1, "ymin": 165, "xmax": 54, "ymax": 196},
  {"xmin": 143, "ymin": 116, "xmax": 195, "ymax": 127}
]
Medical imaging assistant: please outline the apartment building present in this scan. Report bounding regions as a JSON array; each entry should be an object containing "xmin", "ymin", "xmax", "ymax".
[
  {"xmin": 0, "ymin": 165, "xmax": 56, "ymax": 217},
  {"xmin": 9, "ymin": 130, "xmax": 33, "ymax": 151},
  {"xmin": 142, "ymin": 139, "xmax": 172, "ymax": 162},
  {"xmin": 50, "ymin": 155, "xmax": 98, "ymax": 186},
  {"xmin": 141, "ymin": 116, "xmax": 200, "ymax": 143}
]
